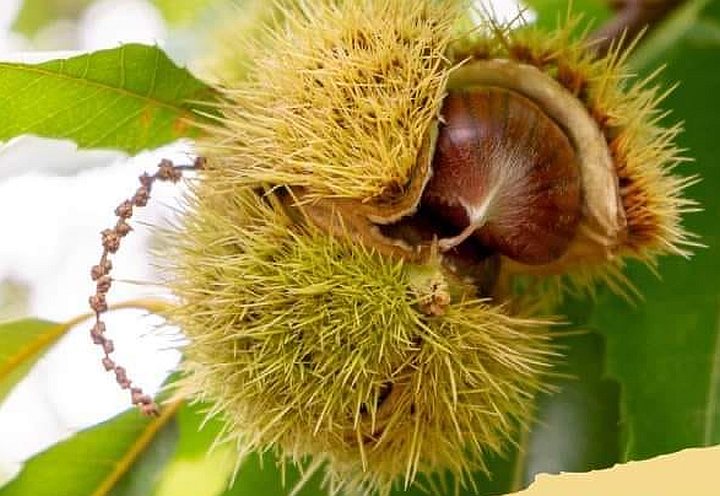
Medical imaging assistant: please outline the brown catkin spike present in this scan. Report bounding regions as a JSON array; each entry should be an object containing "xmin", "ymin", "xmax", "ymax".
[{"xmin": 88, "ymin": 157, "xmax": 201, "ymax": 416}]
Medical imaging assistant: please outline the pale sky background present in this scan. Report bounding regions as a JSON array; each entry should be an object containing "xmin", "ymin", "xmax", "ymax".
[{"xmin": 0, "ymin": 0, "xmax": 532, "ymax": 486}]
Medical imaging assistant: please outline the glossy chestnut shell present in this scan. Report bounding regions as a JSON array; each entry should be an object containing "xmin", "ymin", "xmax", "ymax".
[{"xmin": 423, "ymin": 87, "xmax": 583, "ymax": 265}]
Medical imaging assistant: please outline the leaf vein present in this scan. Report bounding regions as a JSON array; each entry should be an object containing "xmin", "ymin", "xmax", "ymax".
[
  {"xmin": 86, "ymin": 104, "xmax": 148, "ymax": 148},
  {"xmin": 15, "ymin": 86, "xmax": 107, "ymax": 136},
  {"xmin": 0, "ymin": 61, "xmax": 195, "ymax": 115},
  {"xmin": 59, "ymin": 92, "xmax": 127, "ymax": 139}
]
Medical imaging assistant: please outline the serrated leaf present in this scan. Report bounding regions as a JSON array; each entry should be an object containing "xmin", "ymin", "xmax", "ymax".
[
  {"xmin": 0, "ymin": 400, "xmax": 183, "ymax": 496},
  {"xmin": 0, "ymin": 44, "xmax": 218, "ymax": 154},
  {"xmin": 0, "ymin": 318, "xmax": 75, "ymax": 404}
]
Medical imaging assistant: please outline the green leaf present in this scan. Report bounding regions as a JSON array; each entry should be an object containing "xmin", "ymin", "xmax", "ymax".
[
  {"xmin": 589, "ymin": 19, "xmax": 720, "ymax": 460},
  {"xmin": 108, "ymin": 416, "xmax": 179, "ymax": 496},
  {"xmin": 0, "ymin": 44, "xmax": 218, "ymax": 154},
  {"xmin": 0, "ymin": 400, "xmax": 183, "ymax": 496},
  {"xmin": 0, "ymin": 318, "xmax": 75, "ymax": 404}
]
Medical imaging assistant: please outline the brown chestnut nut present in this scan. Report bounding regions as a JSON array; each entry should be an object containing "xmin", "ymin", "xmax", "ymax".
[{"xmin": 422, "ymin": 87, "xmax": 582, "ymax": 265}]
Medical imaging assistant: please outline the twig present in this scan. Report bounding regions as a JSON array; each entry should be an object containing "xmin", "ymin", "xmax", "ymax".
[{"xmin": 88, "ymin": 156, "xmax": 205, "ymax": 416}]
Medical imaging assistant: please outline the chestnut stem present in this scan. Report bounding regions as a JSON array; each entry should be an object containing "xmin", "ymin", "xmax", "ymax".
[{"xmin": 590, "ymin": 0, "xmax": 687, "ymax": 57}]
